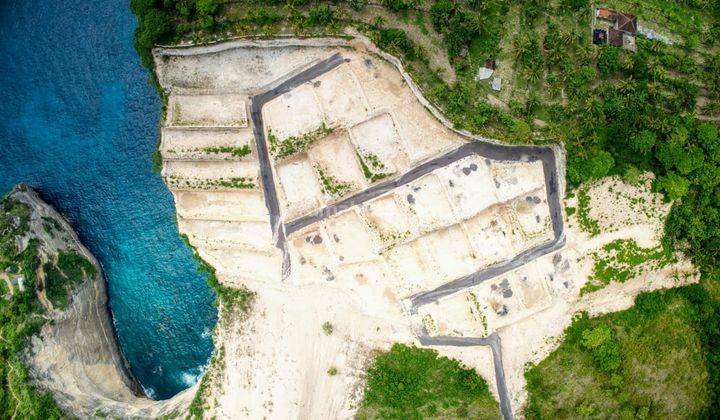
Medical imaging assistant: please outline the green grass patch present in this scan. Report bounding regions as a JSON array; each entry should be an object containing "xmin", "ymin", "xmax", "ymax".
[
  {"xmin": 576, "ymin": 188, "xmax": 600, "ymax": 237},
  {"xmin": 356, "ymin": 151, "xmax": 390, "ymax": 182},
  {"xmin": 201, "ymin": 145, "xmax": 251, "ymax": 158},
  {"xmin": 525, "ymin": 286, "xmax": 715, "ymax": 419},
  {"xmin": 315, "ymin": 165, "xmax": 353, "ymax": 197},
  {"xmin": 357, "ymin": 344, "xmax": 500, "ymax": 419},
  {"xmin": 187, "ymin": 346, "xmax": 225, "ymax": 420},
  {"xmin": 268, "ymin": 123, "xmax": 333, "ymax": 159},
  {"xmin": 582, "ymin": 239, "xmax": 675, "ymax": 294}
]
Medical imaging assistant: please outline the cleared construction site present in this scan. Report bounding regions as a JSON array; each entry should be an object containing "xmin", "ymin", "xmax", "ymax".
[{"xmin": 153, "ymin": 37, "xmax": 569, "ymax": 419}]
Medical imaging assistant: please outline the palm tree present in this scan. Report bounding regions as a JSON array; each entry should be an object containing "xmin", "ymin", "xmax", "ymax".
[
  {"xmin": 468, "ymin": 14, "xmax": 486, "ymax": 36},
  {"xmin": 524, "ymin": 66, "xmax": 544, "ymax": 84}
]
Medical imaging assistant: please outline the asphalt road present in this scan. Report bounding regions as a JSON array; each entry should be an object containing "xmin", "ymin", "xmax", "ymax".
[
  {"xmin": 419, "ymin": 332, "xmax": 513, "ymax": 420},
  {"xmin": 249, "ymin": 53, "xmax": 347, "ymax": 278}
]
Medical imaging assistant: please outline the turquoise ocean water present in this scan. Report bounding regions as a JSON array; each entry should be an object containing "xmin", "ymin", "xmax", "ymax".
[{"xmin": 0, "ymin": 1, "xmax": 217, "ymax": 399}]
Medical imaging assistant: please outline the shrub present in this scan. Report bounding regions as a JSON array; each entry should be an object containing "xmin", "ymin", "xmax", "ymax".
[
  {"xmin": 359, "ymin": 344, "xmax": 499, "ymax": 418},
  {"xmin": 196, "ymin": 0, "xmax": 218, "ymax": 17},
  {"xmin": 307, "ymin": 4, "xmax": 334, "ymax": 27},
  {"xmin": 581, "ymin": 324, "xmax": 622, "ymax": 372},
  {"xmin": 381, "ymin": 0, "xmax": 416, "ymax": 13},
  {"xmin": 656, "ymin": 171, "xmax": 690, "ymax": 200},
  {"xmin": 598, "ymin": 46, "xmax": 621, "ymax": 75},
  {"xmin": 375, "ymin": 27, "xmax": 418, "ymax": 60},
  {"xmin": 322, "ymin": 321, "xmax": 334, "ymax": 335},
  {"xmin": 631, "ymin": 130, "xmax": 657, "ymax": 153},
  {"xmin": 568, "ymin": 149, "xmax": 614, "ymax": 184},
  {"xmin": 430, "ymin": 0, "xmax": 453, "ymax": 31},
  {"xmin": 130, "ymin": 0, "xmax": 156, "ymax": 15}
]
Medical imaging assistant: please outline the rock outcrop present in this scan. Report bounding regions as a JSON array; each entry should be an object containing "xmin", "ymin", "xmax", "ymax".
[{"xmin": 8, "ymin": 185, "xmax": 193, "ymax": 418}]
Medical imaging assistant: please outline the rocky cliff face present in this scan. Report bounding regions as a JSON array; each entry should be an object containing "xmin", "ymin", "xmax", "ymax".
[{"xmin": 7, "ymin": 185, "xmax": 193, "ymax": 418}]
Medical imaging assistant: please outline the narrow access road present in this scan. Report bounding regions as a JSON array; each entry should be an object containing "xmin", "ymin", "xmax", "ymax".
[
  {"xmin": 419, "ymin": 332, "xmax": 513, "ymax": 420},
  {"xmin": 249, "ymin": 53, "xmax": 347, "ymax": 278}
]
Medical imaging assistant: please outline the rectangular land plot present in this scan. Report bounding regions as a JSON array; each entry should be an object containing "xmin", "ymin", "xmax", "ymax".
[
  {"xmin": 201, "ymin": 248, "xmax": 281, "ymax": 283},
  {"xmin": 463, "ymin": 206, "xmax": 519, "ymax": 268},
  {"xmin": 263, "ymin": 83, "xmax": 325, "ymax": 142},
  {"xmin": 276, "ymin": 157, "xmax": 325, "ymax": 219},
  {"xmin": 391, "ymin": 98, "xmax": 458, "ymax": 164},
  {"xmin": 178, "ymin": 218, "xmax": 273, "ymax": 252},
  {"xmin": 384, "ymin": 242, "xmax": 432, "ymax": 296},
  {"xmin": 174, "ymin": 190, "xmax": 268, "ymax": 221},
  {"xmin": 514, "ymin": 273, "xmax": 552, "ymax": 311},
  {"xmin": 416, "ymin": 224, "xmax": 478, "ymax": 284},
  {"xmin": 347, "ymin": 57, "xmax": 409, "ymax": 111},
  {"xmin": 306, "ymin": 131, "xmax": 367, "ymax": 198},
  {"xmin": 349, "ymin": 113, "xmax": 407, "ymax": 174},
  {"xmin": 508, "ymin": 188, "xmax": 553, "ymax": 240},
  {"xmin": 439, "ymin": 155, "xmax": 499, "ymax": 220},
  {"xmin": 491, "ymin": 160, "xmax": 546, "ymax": 203},
  {"xmin": 361, "ymin": 194, "xmax": 415, "ymax": 240},
  {"xmin": 291, "ymin": 225, "xmax": 337, "ymax": 270},
  {"xmin": 322, "ymin": 209, "xmax": 377, "ymax": 264},
  {"xmin": 399, "ymin": 173, "xmax": 457, "ymax": 232},
  {"xmin": 163, "ymin": 160, "xmax": 258, "ymax": 180},
  {"xmin": 420, "ymin": 292, "xmax": 490, "ymax": 337},
  {"xmin": 161, "ymin": 128, "xmax": 253, "ymax": 160},
  {"xmin": 312, "ymin": 63, "xmax": 369, "ymax": 127},
  {"xmin": 289, "ymin": 227, "xmax": 336, "ymax": 282},
  {"xmin": 464, "ymin": 276, "xmax": 525, "ymax": 332},
  {"xmin": 168, "ymin": 94, "xmax": 247, "ymax": 127}
]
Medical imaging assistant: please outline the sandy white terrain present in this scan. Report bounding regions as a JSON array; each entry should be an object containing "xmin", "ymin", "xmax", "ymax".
[{"xmin": 153, "ymin": 37, "xmax": 696, "ymax": 419}]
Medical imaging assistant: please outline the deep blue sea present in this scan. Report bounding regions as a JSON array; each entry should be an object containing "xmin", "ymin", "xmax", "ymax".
[{"xmin": 0, "ymin": 1, "xmax": 217, "ymax": 399}]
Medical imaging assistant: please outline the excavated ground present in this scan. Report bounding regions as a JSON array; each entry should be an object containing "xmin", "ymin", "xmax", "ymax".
[{"xmin": 153, "ymin": 36, "xmax": 697, "ymax": 418}]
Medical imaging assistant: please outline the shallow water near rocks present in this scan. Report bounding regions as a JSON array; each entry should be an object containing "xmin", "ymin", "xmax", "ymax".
[{"xmin": 0, "ymin": 1, "xmax": 217, "ymax": 399}]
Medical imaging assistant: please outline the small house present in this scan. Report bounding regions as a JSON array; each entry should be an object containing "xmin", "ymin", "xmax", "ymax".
[
  {"xmin": 596, "ymin": 8, "xmax": 617, "ymax": 22},
  {"xmin": 491, "ymin": 76, "xmax": 502, "ymax": 92},
  {"xmin": 608, "ymin": 28, "xmax": 624, "ymax": 46},
  {"xmin": 616, "ymin": 12, "xmax": 638, "ymax": 34},
  {"xmin": 13, "ymin": 276, "xmax": 25, "ymax": 292},
  {"xmin": 593, "ymin": 7, "xmax": 639, "ymax": 52},
  {"xmin": 593, "ymin": 29, "xmax": 607, "ymax": 45},
  {"xmin": 476, "ymin": 59, "xmax": 496, "ymax": 81}
]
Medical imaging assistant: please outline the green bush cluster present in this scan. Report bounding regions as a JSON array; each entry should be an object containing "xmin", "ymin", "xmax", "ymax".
[
  {"xmin": 130, "ymin": 0, "xmax": 222, "ymax": 70},
  {"xmin": 0, "ymin": 196, "xmax": 66, "ymax": 418},
  {"xmin": 430, "ymin": 0, "xmax": 504, "ymax": 58},
  {"xmin": 526, "ymin": 285, "xmax": 720, "ymax": 418},
  {"xmin": 581, "ymin": 324, "xmax": 622, "ymax": 372},
  {"xmin": 357, "ymin": 344, "xmax": 500, "ymax": 419}
]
